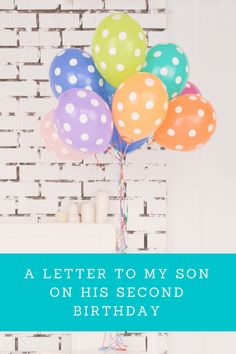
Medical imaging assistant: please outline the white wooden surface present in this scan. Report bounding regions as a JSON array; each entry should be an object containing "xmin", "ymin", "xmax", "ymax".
[
  {"xmin": 167, "ymin": 0, "xmax": 236, "ymax": 353},
  {"xmin": 0, "ymin": 223, "xmax": 116, "ymax": 253}
]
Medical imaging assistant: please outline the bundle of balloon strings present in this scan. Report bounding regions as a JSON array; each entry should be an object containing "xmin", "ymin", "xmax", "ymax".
[{"xmin": 100, "ymin": 332, "xmax": 127, "ymax": 351}]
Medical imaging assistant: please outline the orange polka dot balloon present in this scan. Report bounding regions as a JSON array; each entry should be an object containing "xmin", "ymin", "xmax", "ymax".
[
  {"xmin": 154, "ymin": 94, "xmax": 216, "ymax": 151},
  {"xmin": 112, "ymin": 72, "xmax": 169, "ymax": 143}
]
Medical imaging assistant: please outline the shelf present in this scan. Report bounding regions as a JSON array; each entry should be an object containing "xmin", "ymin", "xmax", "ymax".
[{"xmin": 0, "ymin": 223, "xmax": 116, "ymax": 253}]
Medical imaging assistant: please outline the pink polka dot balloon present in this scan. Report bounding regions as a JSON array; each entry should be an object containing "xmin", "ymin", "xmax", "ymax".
[
  {"xmin": 54, "ymin": 88, "xmax": 113, "ymax": 154},
  {"xmin": 180, "ymin": 81, "xmax": 201, "ymax": 96},
  {"xmin": 40, "ymin": 110, "xmax": 90, "ymax": 161}
]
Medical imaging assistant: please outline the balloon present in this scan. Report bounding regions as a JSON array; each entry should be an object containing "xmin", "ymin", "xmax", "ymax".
[
  {"xmin": 92, "ymin": 13, "xmax": 147, "ymax": 88},
  {"xmin": 181, "ymin": 81, "xmax": 201, "ymax": 96},
  {"xmin": 54, "ymin": 88, "xmax": 113, "ymax": 154},
  {"xmin": 111, "ymin": 126, "xmax": 148, "ymax": 154},
  {"xmin": 112, "ymin": 72, "xmax": 168, "ymax": 143},
  {"xmin": 142, "ymin": 43, "xmax": 189, "ymax": 99},
  {"xmin": 49, "ymin": 48, "xmax": 108, "ymax": 100},
  {"xmin": 40, "ymin": 111, "xmax": 90, "ymax": 161},
  {"xmin": 103, "ymin": 80, "xmax": 116, "ymax": 108},
  {"xmin": 154, "ymin": 94, "xmax": 216, "ymax": 152}
]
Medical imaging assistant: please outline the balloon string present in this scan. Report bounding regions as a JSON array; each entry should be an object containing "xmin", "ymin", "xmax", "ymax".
[
  {"xmin": 117, "ymin": 149, "xmax": 128, "ymax": 253},
  {"xmin": 107, "ymin": 147, "xmax": 121, "ymax": 161},
  {"xmin": 107, "ymin": 143, "xmax": 129, "ymax": 252},
  {"xmin": 100, "ymin": 332, "xmax": 127, "ymax": 351}
]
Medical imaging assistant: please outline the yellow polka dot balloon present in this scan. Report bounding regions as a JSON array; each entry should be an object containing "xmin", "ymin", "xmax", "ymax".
[{"xmin": 92, "ymin": 13, "xmax": 147, "ymax": 88}]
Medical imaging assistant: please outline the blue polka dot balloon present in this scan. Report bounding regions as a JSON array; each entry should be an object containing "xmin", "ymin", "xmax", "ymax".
[
  {"xmin": 49, "ymin": 48, "xmax": 108, "ymax": 100},
  {"xmin": 142, "ymin": 43, "xmax": 189, "ymax": 99}
]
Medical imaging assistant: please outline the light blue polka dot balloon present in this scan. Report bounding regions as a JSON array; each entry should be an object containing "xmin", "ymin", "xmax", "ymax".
[
  {"xmin": 49, "ymin": 48, "xmax": 109, "ymax": 101},
  {"xmin": 142, "ymin": 43, "xmax": 189, "ymax": 99}
]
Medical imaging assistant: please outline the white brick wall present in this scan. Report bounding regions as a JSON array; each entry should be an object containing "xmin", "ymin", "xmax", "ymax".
[{"xmin": 0, "ymin": 0, "xmax": 167, "ymax": 352}]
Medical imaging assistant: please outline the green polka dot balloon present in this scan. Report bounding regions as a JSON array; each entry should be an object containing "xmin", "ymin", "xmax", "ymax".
[
  {"xmin": 92, "ymin": 13, "xmax": 147, "ymax": 88},
  {"xmin": 142, "ymin": 43, "xmax": 189, "ymax": 99}
]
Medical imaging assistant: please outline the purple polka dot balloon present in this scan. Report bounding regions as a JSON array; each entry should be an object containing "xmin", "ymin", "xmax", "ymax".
[{"xmin": 54, "ymin": 88, "xmax": 113, "ymax": 154}]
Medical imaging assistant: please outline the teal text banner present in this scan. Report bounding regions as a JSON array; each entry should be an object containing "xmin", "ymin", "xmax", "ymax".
[{"xmin": 0, "ymin": 253, "xmax": 235, "ymax": 331}]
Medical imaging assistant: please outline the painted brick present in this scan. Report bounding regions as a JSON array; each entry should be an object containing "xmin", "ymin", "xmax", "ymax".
[
  {"xmin": 129, "ymin": 13, "xmax": 167, "ymax": 29},
  {"xmin": 0, "ymin": 65, "xmax": 18, "ymax": 79},
  {"xmin": 0, "ymin": 215, "xmax": 37, "ymax": 223},
  {"xmin": 39, "ymin": 14, "xmax": 81, "ymax": 29},
  {"xmin": 126, "ymin": 148, "xmax": 166, "ymax": 164},
  {"xmin": 0, "ymin": 30, "xmax": 17, "ymax": 46},
  {"xmin": 0, "ymin": 0, "xmax": 15, "ymax": 10},
  {"xmin": 127, "ymin": 233, "xmax": 145, "ymax": 250},
  {"xmin": 146, "ymin": 198, "xmax": 166, "ymax": 214},
  {"xmin": 0, "ymin": 132, "xmax": 18, "ymax": 147},
  {"xmin": 148, "ymin": 30, "xmax": 168, "ymax": 46},
  {"xmin": 0, "ymin": 99, "xmax": 19, "ymax": 112},
  {"xmin": 103, "ymin": 164, "xmax": 119, "ymax": 180},
  {"xmin": 16, "ymin": 0, "xmax": 60, "ymax": 10},
  {"xmin": 0, "ymin": 199, "xmax": 16, "ymax": 214},
  {"xmin": 19, "ymin": 31, "xmax": 61, "ymax": 47},
  {"xmin": 127, "ymin": 199, "xmax": 144, "ymax": 214},
  {"xmin": 0, "ymin": 334, "xmax": 15, "ymax": 350},
  {"xmin": 0, "ymin": 81, "xmax": 37, "ymax": 97},
  {"xmin": 0, "ymin": 48, "xmax": 39, "ymax": 63},
  {"xmin": 147, "ymin": 233, "xmax": 167, "ymax": 251},
  {"xmin": 0, "ymin": 13, "xmax": 37, "ymax": 28},
  {"xmin": 37, "ymin": 215, "xmax": 56, "ymax": 223},
  {"xmin": 19, "ymin": 65, "xmax": 49, "ymax": 80},
  {"xmin": 39, "ymin": 148, "xmax": 65, "ymax": 163},
  {"xmin": 82, "ymin": 12, "xmax": 167, "ymax": 29},
  {"xmin": 0, "ymin": 165, "xmax": 17, "ymax": 180},
  {"xmin": 40, "ymin": 48, "xmax": 63, "ymax": 64},
  {"xmin": 20, "ymin": 164, "xmax": 61, "ymax": 181},
  {"xmin": 62, "ymin": 30, "xmax": 93, "ymax": 46},
  {"xmin": 41, "ymin": 181, "xmax": 82, "ymax": 197},
  {"xmin": 82, "ymin": 13, "xmax": 114, "ymax": 28},
  {"xmin": 61, "ymin": 0, "xmax": 103, "ymax": 10},
  {"xmin": 20, "ymin": 131, "xmax": 43, "ymax": 147},
  {"xmin": 85, "ymin": 152, "xmax": 120, "ymax": 164},
  {"xmin": 0, "ymin": 116, "xmax": 39, "ymax": 130},
  {"xmin": 19, "ymin": 97, "xmax": 56, "ymax": 114},
  {"xmin": 122, "ymin": 334, "xmax": 147, "ymax": 351},
  {"xmin": 18, "ymin": 198, "xmax": 58, "ymax": 214},
  {"xmin": 149, "ymin": 0, "xmax": 167, "ymax": 10},
  {"xmin": 146, "ymin": 165, "xmax": 167, "ymax": 180},
  {"xmin": 127, "ymin": 215, "xmax": 166, "ymax": 232},
  {"xmin": 39, "ymin": 81, "xmax": 53, "ymax": 97},
  {"xmin": 0, "ymin": 148, "xmax": 38, "ymax": 163},
  {"xmin": 105, "ymin": 0, "xmax": 146, "ymax": 10},
  {"xmin": 126, "ymin": 181, "xmax": 166, "ymax": 198},
  {"xmin": 124, "ymin": 165, "xmax": 146, "ymax": 180},
  {"xmin": 60, "ymin": 165, "xmax": 87, "ymax": 181},
  {"xmin": 0, "ymin": 181, "xmax": 38, "ymax": 197},
  {"xmin": 83, "ymin": 181, "xmax": 118, "ymax": 197}
]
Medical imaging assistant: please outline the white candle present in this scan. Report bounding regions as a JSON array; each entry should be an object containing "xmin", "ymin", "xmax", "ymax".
[
  {"xmin": 68, "ymin": 202, "xmax": 79, "ymax": 215},
  {"xmin": 81, "ymin": 202, "xmax": 95, "ymax": 223},
  {"xmin": 68, "ymin": 202, "xmax": 80, "ymax": 223},
  {"xmin": 95, "ymin": 190, "xmax": 109, "ymax": 223}
]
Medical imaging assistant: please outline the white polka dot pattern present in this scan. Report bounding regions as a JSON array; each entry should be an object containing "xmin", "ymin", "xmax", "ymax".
[
  {"xmin": 50, "ymin": 48, "xmax": 108, "ymax": 100},
  {"xmin": 153, "ymin": 94, "xmax": 216, "ymax": 152},
  {"xmin": 65, "ymin": 103, "xmax": 75, "ymax": 114},
  {"xmin": 112, "ymin": 72, "xmax": 168, "ymax": 142},
  {"xmin": 54, "ymin": 88, "xmax": 113, "ymax": 154},
  {"xmin": 92, "ymin": 13, "xmax": 147, "ymax": 87},
  {"xmin": 145, "ymin": 43, "xmax": 189, "ymax": 99}
]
